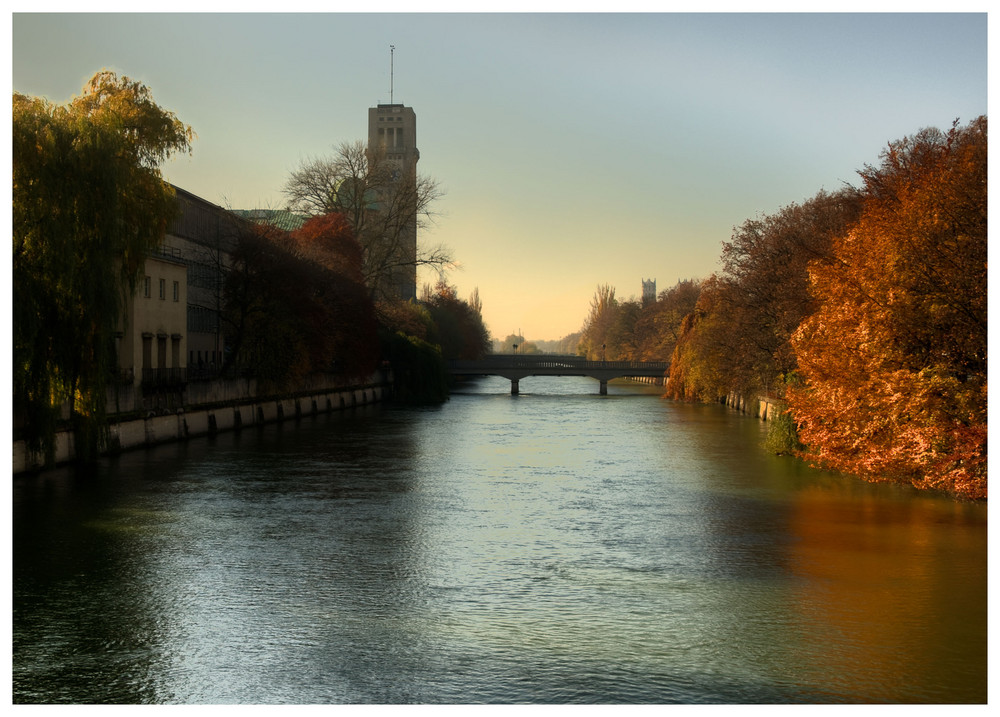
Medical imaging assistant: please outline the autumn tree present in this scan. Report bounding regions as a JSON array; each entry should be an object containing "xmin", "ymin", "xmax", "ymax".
[
  {"xmin": 788, "ymin": 118, "xmax": 987, "ymax": 499},
  {"xmin": 422, "ymin": 280, "xmax": 492, "ymax": 361},
  {"xmin": 283, "ymin": 140, "xmax": 450, "ymax": 301},
  {"xmin": 665, "ymin": 190, "xmax": 862, "ymax": 403},
  {"xmin": 373, "ymin": 295, "xmax": 452, "ymax": 403},
  {"xmin": 578, "ymin": 284, "xmax": 619, "ymax": 360},
  {"xmin": 664, "ymin": 277, "xmax": 737, "ymax": 401},
  {"xmin": 291, "ymin": 213, "xmax": 380, "ymax": 377},
  {"xmin": 376, "ymin": 297, "xmax": 435, "ymax": 343},
  {"xmin": 634, "ymin": 279, "xmax": 702, "ymax": 362},
  {"xmin": 13, "ymin": 71, "xmax": 193, "ymax": 462},
  {"xmin": 290, "ymin": 212, "xmax": 364, "ymax": 282},
  {"xmin": 606, "ymin": 299, "xmax": 644, "ymax": 360},
  {"xmin": 223, "ymin": 215, "xmax": 379, "ymax": 387}
]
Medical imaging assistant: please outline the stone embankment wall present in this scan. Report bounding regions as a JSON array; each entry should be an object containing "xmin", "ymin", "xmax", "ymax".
[
  {"xmin": 723, "ymin": 392, "xmax": 785, "ymax": 421},
  {"xmin": 621, "ymin": 377, "xmax": 785, "ymax": 422},
  {"xmin": 14, "ymin": 379, "xmax": 388, "ymax": 474},
  {"xmin": 631, "ymin": 377, "xmax": 785, "ymax": 422},
  {"xmin": 626, "ymin": 376, "xmax": 666, "ymax": 387}
]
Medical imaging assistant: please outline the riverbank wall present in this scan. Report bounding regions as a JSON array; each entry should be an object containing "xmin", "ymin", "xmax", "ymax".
[
  {"xmin": 13, "ymin": 374, "xmax": 390, "ymax": 474},
  {"xmin": 630, "ymin": 377, "xmax": 784, "ymax": 422},
  {"xmin": 626, "ymin": 376, "xmax": 666, "ymax": 387},
  {"xmin": 723, "ymin": 392, "xmax": 785, "ymax": 422}
]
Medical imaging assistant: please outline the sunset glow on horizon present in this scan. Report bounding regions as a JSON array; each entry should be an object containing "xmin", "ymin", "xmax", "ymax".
[{"xmin": 12, "ymin": 10, "xmax": 988, "ymax": 340}]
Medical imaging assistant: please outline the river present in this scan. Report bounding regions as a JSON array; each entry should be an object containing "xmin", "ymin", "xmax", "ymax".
[{"xmin": 11, "ymin": 376, "xmax": 987, "ymax": 704}]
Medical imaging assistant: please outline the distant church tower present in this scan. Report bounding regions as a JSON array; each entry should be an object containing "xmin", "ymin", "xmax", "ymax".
[
  {"xmin": 367, "ymin": 49, "xmax": 420, "ymax": 301},
  {"xmin": 642, "ymin": 278, "xmax": 657, "ymax": 306}
]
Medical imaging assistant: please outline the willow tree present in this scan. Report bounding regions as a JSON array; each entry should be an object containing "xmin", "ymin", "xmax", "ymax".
[{"xmin": 13, "ymin": 70, "xmax": 193, "ymax": 462}]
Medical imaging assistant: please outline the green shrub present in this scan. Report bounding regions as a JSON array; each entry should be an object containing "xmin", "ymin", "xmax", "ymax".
[{"xmin": 763, "ymin": 409, "xmax": 804, "ymax": 456}]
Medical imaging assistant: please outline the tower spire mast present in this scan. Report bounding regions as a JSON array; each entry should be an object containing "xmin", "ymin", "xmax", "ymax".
[{"xmin": 390, "ymin": 44, "xmax": 395, "ymax": 104}]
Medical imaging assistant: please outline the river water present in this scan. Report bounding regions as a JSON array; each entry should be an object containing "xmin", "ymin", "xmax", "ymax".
[{"xmin": 12, "ymin": 376, "xmax": 987, "ymax": 704}]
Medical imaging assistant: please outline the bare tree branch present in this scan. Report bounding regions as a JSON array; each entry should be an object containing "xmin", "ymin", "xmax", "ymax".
[{"xmin": 284, "ymin": 141, "xmax": 449, "ymax": 300}]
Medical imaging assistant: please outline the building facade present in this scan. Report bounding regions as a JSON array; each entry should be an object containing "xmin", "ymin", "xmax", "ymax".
[
  {"xmin": 161, "ymin": 186, "xmax": 243, "ymax": 373},
  {"xmin": 113, "ymin": 186, "xmax": 246, "ymax": 413},
  {"xmin": 368, "ymin": 103, "xmax": 420, "ymax": 301},
  {"xmin": 117, "ymin": 254, "xmax": 188, "ymax": 389}
]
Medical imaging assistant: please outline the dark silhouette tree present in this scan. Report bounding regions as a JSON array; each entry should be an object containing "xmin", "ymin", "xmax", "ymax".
[
  {"xmin": 223, "ymin": 215, "xmax": 379, "ymax": 388},
  {"xmin": 423, "ymin": 280, "xmax": 491, "ymax": 361}
]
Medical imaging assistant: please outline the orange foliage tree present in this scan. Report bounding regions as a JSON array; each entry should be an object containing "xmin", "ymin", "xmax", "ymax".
[
  {"xmin": 665, "ymin": 189, "xmax": 861, "ymax": 402},
  {"xmin": 788, "ymin": 118, "xmax": 987, "ymax": 499},
  {"xmin": 290, "ymin": 212, "xmax": 365, "ymax": 283},
  {"xmin": 664, "ymin": 277, "xmax": 729, "ymax": 401},
  {"xmin": 634, "ymin": 279, "xmax": 702, "ymax": 363}
]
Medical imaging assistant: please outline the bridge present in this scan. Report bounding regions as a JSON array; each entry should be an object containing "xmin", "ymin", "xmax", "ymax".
[{"xmin": 447, "ymin": 354, "xmax": 670, "ymax": 395}]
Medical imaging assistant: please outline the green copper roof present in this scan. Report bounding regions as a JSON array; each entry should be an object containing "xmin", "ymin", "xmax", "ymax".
[{"xmin": 232, "ymin": 209, "xmax": 308, "ymax": 232}]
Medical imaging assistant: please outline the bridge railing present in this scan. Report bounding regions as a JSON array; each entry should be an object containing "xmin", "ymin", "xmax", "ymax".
[{"xmin": 448, "ymin": 355, "xmax": 669, "ymax": 373}]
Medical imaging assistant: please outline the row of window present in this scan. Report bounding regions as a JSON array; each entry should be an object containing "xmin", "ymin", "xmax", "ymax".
[
  {"xmin": 143, "ymin": 276, "xmax": 180, "ymax": 301},
  {"xmin": 377, "ymin": 127, "xmax": 406, "ymax": 148},
  {"xmin": 187, "ymin": 305, "xmax": 219, "ymax": 334},
  {"xmin": 141, "ymin": 334, "xmax": 181, "ymax": 370},
  {"xmin": 188, "ymin": 262, "xmax": 221, "ymax": 289}
]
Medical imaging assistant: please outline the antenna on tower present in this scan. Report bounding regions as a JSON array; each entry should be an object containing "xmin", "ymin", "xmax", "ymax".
[{"xmin": 389, "ymin": 44, "xmax": 395, "ymax": 104}]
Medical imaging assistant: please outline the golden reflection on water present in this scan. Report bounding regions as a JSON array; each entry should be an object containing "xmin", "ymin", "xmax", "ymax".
[{"xmin": 784, "ymin": 485, "xmax": 987, "ymax": 702}]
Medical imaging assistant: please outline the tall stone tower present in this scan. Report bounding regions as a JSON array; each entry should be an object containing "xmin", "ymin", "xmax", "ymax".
[
  {"xmin": 642, "ymin": 278, "xmax": 657, "ymax": 306},
  {"xmin": 368, "ymin": 103, "xmax": 419, "ymax": 301}
]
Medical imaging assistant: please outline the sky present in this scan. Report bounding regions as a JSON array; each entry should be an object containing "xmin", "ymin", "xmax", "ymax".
[{"xmin": 10, "ymin": 7, "xmax": 990, "ymax": 341}]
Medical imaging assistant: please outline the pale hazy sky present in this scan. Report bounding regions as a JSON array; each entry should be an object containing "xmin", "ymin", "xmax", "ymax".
[{"xmin": 11, "ymin": 8, "xmax": 989, "ymax": 340}]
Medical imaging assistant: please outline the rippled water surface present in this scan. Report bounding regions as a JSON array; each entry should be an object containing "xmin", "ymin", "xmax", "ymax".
[{"xmin": 12, "ymin": 377, "xmax": 987, "ymax": 703}]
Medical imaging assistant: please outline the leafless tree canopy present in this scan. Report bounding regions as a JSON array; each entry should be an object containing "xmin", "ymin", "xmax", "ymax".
[{"xmin": 284, "ymin": 141, "xmax": 451, "ymax": 300}]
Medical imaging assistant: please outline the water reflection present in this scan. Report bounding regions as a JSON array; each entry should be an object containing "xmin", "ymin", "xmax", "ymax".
[
  {"xmin": 785, "ymin": 485, "xmax": 987, "ymax": 702},
  {"xmin": 12, "ymin": 381, "xmax": 987, "ymax": 704}
]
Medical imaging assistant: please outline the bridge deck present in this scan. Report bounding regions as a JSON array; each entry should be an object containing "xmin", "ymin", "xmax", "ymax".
[{"xmin": 448, "ymin": 355, "xmax": 669, "ymax": 394}]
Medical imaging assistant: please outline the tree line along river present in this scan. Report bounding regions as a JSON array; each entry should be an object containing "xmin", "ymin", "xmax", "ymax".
[{"xmin": 12, "ymin": 376, "xmax": 987, "ymax": 704}]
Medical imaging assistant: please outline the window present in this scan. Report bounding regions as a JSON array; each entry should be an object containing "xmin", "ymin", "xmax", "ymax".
[
  {"xmin": 142, "ymin": 335, "xmax": 152, "ymax": 369},
  {"xmin": 173, "ymin": 281, "xmax": 180, "ymax": 302},
  {"xmin": 159, "ymin": 278, "xmax": 166, "ymax": 300},
  {"xmin": 143, "ymin": 276, "xmax": 151, "ymax": 298}
]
